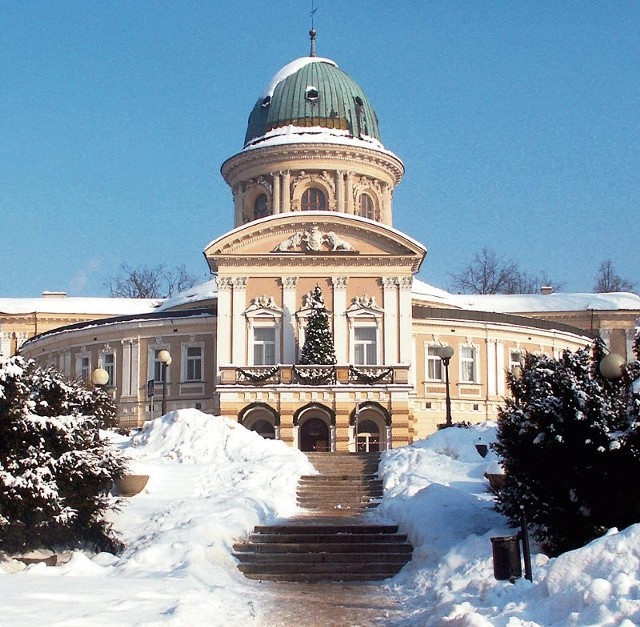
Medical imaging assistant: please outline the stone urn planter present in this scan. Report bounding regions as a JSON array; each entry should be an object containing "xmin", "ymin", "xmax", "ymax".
[
  {"xmin": 114, "ymin": 474, "xmax": 149, "ymax": 497},
  {"xmin": 16, "ymin": 553, "xmax": 58, "ymax": 567},
  {"xmin": 485, "ymin": 473, "xmax": 507, "ymax": 492}
]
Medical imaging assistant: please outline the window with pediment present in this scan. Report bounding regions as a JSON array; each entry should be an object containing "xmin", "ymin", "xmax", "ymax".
[
  {"xmin": 346, "ymin": 295, "xmax": 384, "ymax": 366},
  {"xmin": 245, "ymin": 296, "xmax": 282, "ymax": 366}
]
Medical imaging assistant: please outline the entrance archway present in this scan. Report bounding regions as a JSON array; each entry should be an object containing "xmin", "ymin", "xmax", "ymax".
[
  {"xmin": 238, "ymin": 403, "xmax": 279, "ymax": 440},
  {"xmin": 252, "ymin": 419, "xmax": 276, "ymax": 439},
  {"xmin": 357, "ymin": 419, "xmax": 380, "ymax": 452},
  {"xmin": 299, "ymin": 418, "xmax": 330, "ymax": 452}
]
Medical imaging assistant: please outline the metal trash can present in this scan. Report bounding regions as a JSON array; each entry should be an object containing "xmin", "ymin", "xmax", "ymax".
[{"xmin": 491, "ymin": 535, "xmax": 522, "ymax": 582}]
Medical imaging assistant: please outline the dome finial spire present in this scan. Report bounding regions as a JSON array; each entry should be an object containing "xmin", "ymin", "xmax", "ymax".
[
  {"xmin": 309, "ymin": 28, "xmax": 317, "ymax": 57},
  {"xmin": 309, "ymin": 0, "xmax": 317, "ymax": 56}
]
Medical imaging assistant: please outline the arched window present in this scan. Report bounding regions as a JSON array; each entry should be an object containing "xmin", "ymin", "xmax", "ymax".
[
  {"xmin": 254, "ymin": 194, "xmax": 269, "ymax": 219},
  {"xmin": 301, "ymin": 188, "xmax": 327, "ymax": 211},
  {"xmin": 359, "ymin": 193, "xmax": 375, "ymax": 219}
]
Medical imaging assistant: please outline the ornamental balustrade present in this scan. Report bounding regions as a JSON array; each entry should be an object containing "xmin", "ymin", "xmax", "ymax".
[{"xmin": 220, "ymin": 364, "xmax": 408, "ymax": 386}]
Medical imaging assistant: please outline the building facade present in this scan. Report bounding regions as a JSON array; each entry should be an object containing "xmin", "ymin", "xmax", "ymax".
[{"xmin": 16, "ymin": 46, "xmax": 640, "ymax": 449}]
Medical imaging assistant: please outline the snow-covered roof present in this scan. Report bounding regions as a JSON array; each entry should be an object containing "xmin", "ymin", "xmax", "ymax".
[
  {"xmin": 243, "ymin": 126, "xmax": 390, "ymax": 155},
  {"xmin": 448, "ymin": 291, "xmax": 640, "ymax": 314},
  {"xmin": 262, "ymin": 56, "xmax": 337, "ymax": 98},
  {"xmin": 0, "ymin": 296, "xmax": 160, "ymax": 316},
  {"xmin": 413, "ymin": 278, "xmax": 640, "ymax": 313},
  {"xmin": 156, "ymin": 279, "xmax": 218, "ymax": 312}
]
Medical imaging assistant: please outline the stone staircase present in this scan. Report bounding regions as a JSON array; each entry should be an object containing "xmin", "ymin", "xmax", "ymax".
[{"xmin": 233, "ymin": 452, "xmax": 414, "ymax": 582}]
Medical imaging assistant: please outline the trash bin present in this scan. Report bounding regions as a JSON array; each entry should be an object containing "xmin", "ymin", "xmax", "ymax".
[{"xmin": 491, "ymin": 535, "xmax": 522, "ymax": 582}]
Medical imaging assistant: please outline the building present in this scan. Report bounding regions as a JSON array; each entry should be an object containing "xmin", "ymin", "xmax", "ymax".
[{"xmin": 15, "ymin": 37, "xmax": 640, "ymax": 450}]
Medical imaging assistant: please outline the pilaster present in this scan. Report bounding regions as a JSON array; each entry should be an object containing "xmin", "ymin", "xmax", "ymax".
[{"xmin": 331, "ymin": 276, "xmax": 349, "ymax": 362}]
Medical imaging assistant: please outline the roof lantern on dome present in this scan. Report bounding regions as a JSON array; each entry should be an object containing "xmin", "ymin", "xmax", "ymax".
[{"xmin": 244, "ymin": 30, "xmax": 382, "ymax": 149}]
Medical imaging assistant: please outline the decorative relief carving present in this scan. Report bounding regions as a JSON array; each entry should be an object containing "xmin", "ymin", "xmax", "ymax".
[
  {"xmin": 216, "ymin": 277, "xmax": 234, "ymax": 291},
  {"xmin": 256, "ymin": 175, "xmax": 273, "ymax": 194},
  {"xmin": 233, "ymin": 277, "xmax": 247, "ymax": 289},
  {"xmin": 399, "ymin": 277, "xmax": 413, "ymax": 289},
  {"xmin": 331, "ymin": 276, "xmax": 348, "ymax": 289},
  {"xmin": 281, "ymin": 276, "xmax": 299, "ymax": 289},
  {"xmin": 273, "ymin": 226, "xmax": 356, "ymax": 253},
  {"xmin": 382, "ymin": 277, "xmax": 399, "ymax": 289},
  {"xmin": 352, "ymin": 295, "xmax": 382, "ymax": 310},
  {"xmin": 251, "ymin": 295, "xmax": 277, "ymax": 309}
]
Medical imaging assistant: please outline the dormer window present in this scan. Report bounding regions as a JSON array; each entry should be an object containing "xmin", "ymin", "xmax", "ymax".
[
  {"xmin": 354, "ymin": 95, "xmax": 364, "ymax": 107},
  {"xmin": 261, "ymin": 96, "xmax": 271, "ymax": 108},
  {"xmin": 305, "ymin": 86, "xmax": 319, "ymax": 102}
]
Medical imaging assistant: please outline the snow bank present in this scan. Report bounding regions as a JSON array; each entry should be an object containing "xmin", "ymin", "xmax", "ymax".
[
  {"xmin": 3, "ymin": 413, "xmax": 640, "ymax": 625},
  {"xmin": 375, "ymin": 423, "xmax": 640, "ymax": 626}
]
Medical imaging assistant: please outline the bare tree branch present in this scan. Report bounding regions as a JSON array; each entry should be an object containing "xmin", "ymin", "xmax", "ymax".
[
  {"xmin": 106, "ymin": 263, "xmax": 197, "ymax": 299},
  {"xmin": 593, "ymin": 259, "xmax": 635, "ymax": 293},
  {"xmin": 449, "ymin": 248, "xmax": 562, "ymax": 295}
]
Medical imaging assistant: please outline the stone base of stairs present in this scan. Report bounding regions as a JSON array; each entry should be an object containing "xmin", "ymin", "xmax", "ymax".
[{"xmin": 233, "ymin": 452, "xmax": 413, "ymax": 583}]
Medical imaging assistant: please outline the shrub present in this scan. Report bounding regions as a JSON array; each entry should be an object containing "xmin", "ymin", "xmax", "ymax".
[
  {"xmin": 0, "ymin": 356, "xmax": 128, "ymax": 554},
  {"xmin": 493, "ymin": 339, "xmax": 640, "ymax": 555}
]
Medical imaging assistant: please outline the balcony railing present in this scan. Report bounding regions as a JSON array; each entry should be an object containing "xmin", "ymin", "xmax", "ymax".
[{"xmin": 220, "ymin": 364, "xmax": 409, "ymax": 386}]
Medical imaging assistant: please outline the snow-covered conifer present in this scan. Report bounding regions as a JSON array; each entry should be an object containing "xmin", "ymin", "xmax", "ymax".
[
  {"xmin": 299, "ymin": 285, "xmax": 337, "ymax": 366},
  {"xmin": 494, "ymin": 341, "xmax": 640, "ymax": 555},
  {"xmin": 0, "ymin": 356, "xmax": 127, "ymax": 554}
]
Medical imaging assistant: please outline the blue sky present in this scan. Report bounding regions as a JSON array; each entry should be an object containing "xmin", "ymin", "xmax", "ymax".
[{"xmin": 2, "ymin": 1, "xmax": 638, "ymax": 297}]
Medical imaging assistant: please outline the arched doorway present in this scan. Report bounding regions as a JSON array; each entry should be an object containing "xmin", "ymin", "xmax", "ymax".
[
  {"xmin": 238, "ymin": 403, "xmax": 279, "ymax": 440},
  {"xmin": 299, "ymin": 418, "xmax": 330, "ymax": 452},
  {"xmin": 252, "ymin": 419, "xmax": 276, "ymax": 439},
  {"xmin": 357, "ymin": 419, "xmax": 380, "ymax": 452}
]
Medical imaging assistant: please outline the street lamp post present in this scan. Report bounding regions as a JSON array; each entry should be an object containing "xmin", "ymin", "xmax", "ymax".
[
  {"xmin": 91, "ymin": 367, "xmax": 109, "ymax": 387},
  {"xmin": 157, "ymin": 349, "xmax": 172, "ymax": 415},
  {"xmin": 599, "ymin": 352, "xmax": 625, "ymax": 380},
  {"xmin": 434, "ymin": 345, "xmax": 455, "ymax": 427}
]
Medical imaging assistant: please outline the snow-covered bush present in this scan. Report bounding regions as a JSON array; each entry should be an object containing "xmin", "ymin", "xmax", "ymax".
[
  {"xmin": 0, "ymin": 356, "xmax": 128, "ymax": 554},
  {"xmin": 493, "ymin": 339, "xmax": 640, "ymax": 555}
]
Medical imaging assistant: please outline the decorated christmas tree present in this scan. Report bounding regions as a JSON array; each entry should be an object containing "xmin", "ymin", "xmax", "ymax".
[{"xmin": 299, "ymin": 285, "xmax": 337, "ymax": 366}]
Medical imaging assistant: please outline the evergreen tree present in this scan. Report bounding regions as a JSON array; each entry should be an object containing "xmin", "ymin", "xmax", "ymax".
[
  {"xmin": 0, "ymin": 356, "xmax": 128, "ymax": 554},
  {"xmin": 299, "ymin": 285, "xmax": 337, "ymax": 365},
  {"xmin": 493, "ymin": 341, "xmax": 640, "ymax": 555}
]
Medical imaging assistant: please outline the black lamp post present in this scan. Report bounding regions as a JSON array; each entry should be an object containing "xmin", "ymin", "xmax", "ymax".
[
  {"xmin": 435, "ymin": 345, "xmax": 454, "ymax": 427},
  {"xmin": 157, "ymin": 349, "xmax": 172, "ymax": 415}
]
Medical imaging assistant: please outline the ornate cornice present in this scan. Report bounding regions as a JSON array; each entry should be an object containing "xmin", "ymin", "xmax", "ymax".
[{"xmin": 221, "ymin": 142, "xmax": 404, "ymax": 186}]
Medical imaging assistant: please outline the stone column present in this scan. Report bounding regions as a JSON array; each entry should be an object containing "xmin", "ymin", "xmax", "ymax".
[
  {"xmin": 272, "ymin": 172, "xmax": 281, "ymax": 215},
  {"xmin": 331, "ymin": 276, "xmax": 349, "ymax": 362},
  {"xmin": 282, "ymin": 170, "xmax": 291, "ymax": 213},
  {"xmin": 0, "ymin": 332, "xmax": 12, "ymax": 357},
  {"xmin": 625, "ymin": 328, "xmax": 636, "ymax": 362},
  {"xmin": 382, "ymin": 183, "xmax": 392, "ymax": 224},
  {"xmin": 382, "ymin": 277, "xmax": 399, "ymax": 364},
  {"xmin": 345, "ymin": 172, "xmax": 354, "ymax": 214},
  {"xmin": 495, "ymin": 341, "xmax": 506, "ymax": 396},
  {"xmin": 335, "ymin": 170, "xmax": 344, "ymax": 213},
  {"xmin": 398, "ymin": 276, "xmax": 413, "ymax": 363},
  {"xmin": 215, "ymin": 277, "xmax": 234, "ymax": 372},
  {"xmin": 281, "ymin": 276, "xmax": 298, "ymax": 364},
  {"xmin": 487, "ymin": 339, "xmax": 497, "ymax": 397},
  {"xmin": 233, "ymin": 184, "xmax": 243, "ymax": 227},
  {"xmin": 232, "ymin": 277, "xmax": 248, "ymax": 366},
  {"xmin": 121, "ymin": 339, "xmax": 134, "ymax": 397}
]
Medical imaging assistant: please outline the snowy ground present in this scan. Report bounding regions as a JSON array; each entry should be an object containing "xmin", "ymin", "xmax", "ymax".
[{"xmin": 2, "ymin": 409, "xmax": 640, "ymax": 626}]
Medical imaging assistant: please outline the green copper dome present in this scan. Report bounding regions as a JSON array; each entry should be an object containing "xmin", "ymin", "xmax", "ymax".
[{"xmin": 244, "ymin": 57, "xmax": 382, "ymax": 148}]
